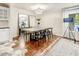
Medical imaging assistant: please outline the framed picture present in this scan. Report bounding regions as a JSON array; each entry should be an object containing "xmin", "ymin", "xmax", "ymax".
[{"xmin": 18, "ymin": 14, "xmax": 29, "ymax": 28}]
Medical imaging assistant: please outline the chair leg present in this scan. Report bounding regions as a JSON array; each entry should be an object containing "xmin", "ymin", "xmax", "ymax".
[
  {"xmin": 51, "ymin": 29, "xmax": 53, "ymax": 39},
  {"xmin": 34, "ymin": 40, "xmax": 39, "ymax": 48},
  {"xmin": 44, "ymin": 38, "xmax": 46, "ymax": 43},
  {"xmin": 34, "ymin": 41, "xmax": 37, "ymax": 48}
]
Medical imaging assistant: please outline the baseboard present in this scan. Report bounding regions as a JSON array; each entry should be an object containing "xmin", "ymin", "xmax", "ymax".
[{"xmin": 62, "ymin": 37, "xmax": 79, "ymax": 43}]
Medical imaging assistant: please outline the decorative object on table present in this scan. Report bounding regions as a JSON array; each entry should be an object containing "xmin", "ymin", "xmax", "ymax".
[
  {"xmin": 37, "ymin": 18, "xmax": 41, "ymax": 26},
  {"xmin": 63, "ymin": 18, "xmax": 76, "ymax": 43}
]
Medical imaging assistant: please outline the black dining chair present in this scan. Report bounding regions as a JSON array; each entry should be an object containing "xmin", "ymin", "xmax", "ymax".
[
  {"xmin": 40, "ymin": 30, "xmax": 46, "ymax": 43},
  {"xmin": 45, "ymin": 28, "xmax": 53, "ymax": 40},
  {"xmin": 30, "ymin": 31, "xmax": 40, "ymax": 47},
  {"xmin": 35, "ymin": 31, "xmax": 41, "ymax": 46},
  {"xmin": 30, "ymin": 32, "xmax": 36, "ymax": 44}
]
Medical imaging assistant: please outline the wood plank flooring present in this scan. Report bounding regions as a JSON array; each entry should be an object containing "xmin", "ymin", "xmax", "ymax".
[{"xmin": 25, "ymin": 35, "xmax": 60, "ymax": 56}]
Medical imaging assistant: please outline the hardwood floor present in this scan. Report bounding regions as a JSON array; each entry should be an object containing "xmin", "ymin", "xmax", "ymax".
[{"xmin": 25, "ymin": 35, "xmax": 60, "ymax": 56}]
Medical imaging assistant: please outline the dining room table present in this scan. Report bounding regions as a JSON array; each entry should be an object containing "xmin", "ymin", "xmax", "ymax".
[{"xmin": 21, "ymin": 27, "xmax": 53, "ymax": 43}]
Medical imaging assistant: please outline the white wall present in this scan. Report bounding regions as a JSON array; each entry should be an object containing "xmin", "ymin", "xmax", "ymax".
[
  {"xmin": 29, "ymin": 15, "xmax": 37, "ymax": 27},
  {"xmin": 41, "ymin": 10, "xmax": 63, "ymax": 36},
  {"xmin": 9, "ymin": 5, "xmax": 34, "ymax": 40}
]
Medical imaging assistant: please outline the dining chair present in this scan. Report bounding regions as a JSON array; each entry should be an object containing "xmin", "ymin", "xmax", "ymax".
[
  {"xmin": 30, "ymin": 32, "xmax": 39, "ymax": 47},
  {"xmin": 40, "ymin": 30, "xmax": 46, "ymax": 43},
  {"xmin": 45, "ymin": 28, "xmax": 53, "ymax": 40}
]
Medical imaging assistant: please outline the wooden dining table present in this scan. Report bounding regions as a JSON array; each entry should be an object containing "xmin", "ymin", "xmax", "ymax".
[{"xmin": 21, "ymin": 27, "xmax": 53, "ymax": 42}]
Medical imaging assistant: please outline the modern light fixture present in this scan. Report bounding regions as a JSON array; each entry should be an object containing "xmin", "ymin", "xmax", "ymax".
[
  {"xmin": 31, "ymin": 4, "xmax": 47, "ymax": 14},
  {"xmin": 31, "ymin": 4, "xmax": 47, "ymax": 10}
]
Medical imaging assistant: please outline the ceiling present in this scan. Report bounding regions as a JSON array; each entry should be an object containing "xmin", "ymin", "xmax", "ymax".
[
  {"xmin": 12, "ymin": 3, "xmax": 79, "ymax": 10},
  {"xmin": 9, "ymin": 3, "xmax": 79, "ymax": 14}
]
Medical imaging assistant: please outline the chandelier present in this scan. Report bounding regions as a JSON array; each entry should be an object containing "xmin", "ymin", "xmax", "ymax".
[{"xmin": 31, "ymin": 4, "xmax": 47, "ymax": 14}]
